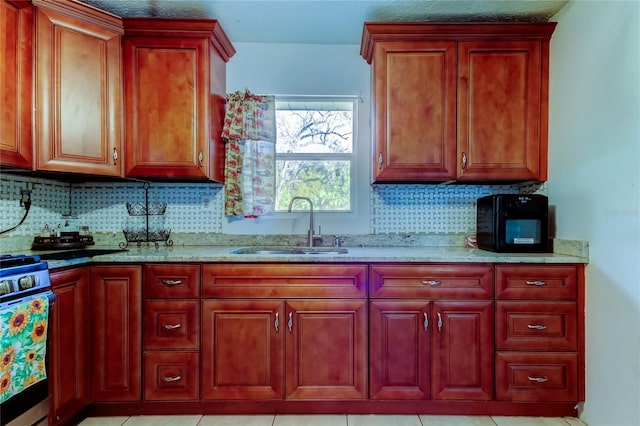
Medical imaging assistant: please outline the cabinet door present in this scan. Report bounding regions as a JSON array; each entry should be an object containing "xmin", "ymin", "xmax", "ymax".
[
  {"xmin": 285, "ymin": 300, "xmax": 368, "ymax": 399},
  {"xmin": 123, "ymin": 36, "xmax": 209, "ymax": 179},
  {"xmin": 432, "ymin": 300, "xmax": 494, "ymax": 400},
  {"xmin": 369, "ymin": 300, "xmax": 431, "ymax": 399},
  {"xmin": 1, "ymin": 0, "xmax": 33, "ymax": 169},
  {"xmin": 372, "ymin": 41, "xmax": 457, "ymax": 182},
  {"xmin": 34, "ymin": 3, "xmax": 123, "ymax": 176},
  {"xmin": 457, "ymin": 41, "xmax": 545, "ymax": 181},
  {"xmin": 201, "ymin": 300, "xmax": 283, "ymax": 400},
  {"xmin": 49, "ymin": 268, "xmax": 89, "ymax": 425},
  {"xmin": 90, "ymin": 265, "xmax": 142, "ymax": 401}
]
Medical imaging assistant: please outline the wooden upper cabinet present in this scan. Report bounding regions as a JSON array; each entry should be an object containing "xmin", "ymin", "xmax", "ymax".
[
  {"xmin": 1, "ymin": 0, "xmax": 34, "ymax": 169},
  {"xmin": 122, "ymin": 19, "xmax": 235, "ymax": 182},
  {"xmin": 371, "ymin": 41, "xmax": 457, "ymax": 181},
  {"xmin": 361, "ymin": 22, "xmax": 556, "ymax": 183},
  {"xmin": 457, "ymin": 41, "xmax": 545, "ymax": 181},
  {"xmin": 33, "ymin": 0, "xmax": 123, "ymax": 176}
]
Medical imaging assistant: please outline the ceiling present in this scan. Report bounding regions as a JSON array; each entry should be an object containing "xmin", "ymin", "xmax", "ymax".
[{"xmin": 80, "ymin": 0, "xmax": 569, "ymax": 45}]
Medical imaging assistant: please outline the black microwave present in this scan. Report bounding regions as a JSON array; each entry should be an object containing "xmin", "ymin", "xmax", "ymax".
[{"xmin": 476, "ymin": 194, "xmax": 550, "ymax": 253}]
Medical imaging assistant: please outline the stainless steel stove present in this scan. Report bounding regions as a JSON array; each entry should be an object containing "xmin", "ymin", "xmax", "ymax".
[{"xmin": 0, "ymin": 254, "xmax": 55, "ymax": 426}]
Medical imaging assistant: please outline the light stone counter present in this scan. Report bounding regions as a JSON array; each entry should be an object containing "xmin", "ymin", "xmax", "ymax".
[{"xmin": 41, "ymin": 245, "xmax": 588, "ymax": 270}]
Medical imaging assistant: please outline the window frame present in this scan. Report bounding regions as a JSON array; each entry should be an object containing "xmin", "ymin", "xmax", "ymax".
[{"xmin": 273, "ymin": 95, "xmax": 359, "ymax": 214}]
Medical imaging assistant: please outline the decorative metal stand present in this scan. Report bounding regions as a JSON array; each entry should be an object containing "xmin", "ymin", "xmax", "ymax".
[{"xmin": 120, "ymin": 182, "xmax": 173, "ymax": 249}]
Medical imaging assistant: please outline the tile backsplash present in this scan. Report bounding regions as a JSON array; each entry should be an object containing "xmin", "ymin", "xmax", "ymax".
[{"xmin": 0, "ymin": 173, "xmax": 545, "ymax": 250}]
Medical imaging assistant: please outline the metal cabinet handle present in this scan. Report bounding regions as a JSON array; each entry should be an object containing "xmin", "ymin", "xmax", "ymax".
[
  {"xmin": 288, "ymin": 312, "xmax": 293, "ymax": 333},
  {"xmin": 423, "ymin": 313, "xmax": 429, "ymax": 332},
  {"xmin": 161, "ymin": 279, "xmax": 183, "ymax": 286},
  {"xmin": 378, "ymin": 153, "xmax": 383, "ymax": 170},
  {"xmin": 275, "ymin": 312, "xmax": 279, "ymax": 332},
  {"xmin": 163, "ymin": 323, "xmax": 182, "ymax": 330},
  {"xmin": 528, "ymin": 376, "xmax": 549, "ymax": 383},
  {"xmin": 113, "ymin": 148, "xmax": 118, "ymax": 165},
  {"xmin": 421, "ymin": 280, "xmax": 441, "ymax": 286},
  {"xmin": 162, "ymin": 375, "xmax": 182, "ymax": 382},
  {"xmin": 437, "ymin": 312, "xmax": 443, "ymax": 332},
  {"xmin": 527, "ymin": 324, "xmax": 548, "ymax": 330},
  {"xmin": 198, "ymin": 151, "xmax": 204, "ymax": 167},
  {"xmin": 461, "ymin": 152, "xmax": 467, "ymax": 169},
  {"xmin": 526, "ymin": 280, "xmax": 546, "ymax": 286}
]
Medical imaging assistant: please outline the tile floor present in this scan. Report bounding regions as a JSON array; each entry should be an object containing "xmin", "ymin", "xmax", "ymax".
[{"xmin": 78, "ymin": 415, "xmax": 588, "ymax": 426}]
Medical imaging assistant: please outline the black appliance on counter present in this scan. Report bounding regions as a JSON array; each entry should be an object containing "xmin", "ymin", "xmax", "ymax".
[
  {"xmin": 476, "ymin": 194, "xmax": 550, "ymax": 253},
  {"xmin": 0, "ymin": 255, "xmax": 55, "ymax": 426}
]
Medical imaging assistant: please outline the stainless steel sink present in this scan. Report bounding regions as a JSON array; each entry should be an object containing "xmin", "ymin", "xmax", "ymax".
[{"xmin": 230, "ymin": 246, "xmax": 348, "ymax": 255}]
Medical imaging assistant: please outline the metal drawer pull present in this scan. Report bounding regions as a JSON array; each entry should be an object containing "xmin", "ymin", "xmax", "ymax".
[
  {"xmin": 526, "ymin": 280, "xmax": 546, "ymax": 286},
  {"xmin": 162, "ymin": 279, "xmax": 183, "ymax": 286},
  {"xmin": 527, "ymin": 324, "xmax": 548, "ymax": 330},
  {"xmin": 288, "ymin": 312, "xmax": 293, "ymax": 333},
  {"xmin": 162, "ymin": 375, "xmax": 182, "ymax": 382},
  {"xmin": 437, "ymin": 312, "xmax": 443, "ymax": 332},
  {"xmin": 528, "ymin": 376, "xmax": 549, "ymax": 383},
  {"xmin": 163, "ymin": 323, "xmax": 182, "ymax": 330},
  {"xmin": 275, "ymin": 312, "xmax": 279, "ymax": 332},
  {"xmin": 421, "ymin": 280, "xmax": 441, "ymax": 286},
  {"xmin": 423, "ymin": 313, "xmax": 429, "ymax": 332}
]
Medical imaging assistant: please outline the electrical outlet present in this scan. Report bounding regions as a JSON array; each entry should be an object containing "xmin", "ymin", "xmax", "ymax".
[{"xmin": 20, "ymin": 189, "xmax": 31, "ymax": 207}]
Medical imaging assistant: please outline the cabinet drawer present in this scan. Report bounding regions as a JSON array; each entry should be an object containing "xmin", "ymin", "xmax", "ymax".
[
  {"xmin": 202, "ymin": 264, "xmax": 367, "ymax": 298},
  {"xmin": 370, "ymin": 264, "xmax": 493, "ymax": 298},
  {"xmin": 496, "ymin": 265, "xmax": 578, "ymax": 299},
  {"xmin": 144, "ymin": 301, "xmax": 199, "ymax": 350},
  {"xmin": 144, "ymin": 264, "xmax": 200, "ymax": 298},
  {"xmin": 496, "ymin": 352, "xmax": 578, "ymax": 402},
  {"xmin": 144, "ymin": 351, "xmax": 199, "ymax": 401},
  {"xmin": 496, "ymin": 301, "xmax": 577, "ymax": 351}
]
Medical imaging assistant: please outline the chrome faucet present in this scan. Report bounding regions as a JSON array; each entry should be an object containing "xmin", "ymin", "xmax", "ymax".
[{"xmin": 287, "ymin": 196, "xmax": 322, "ymax": 247}]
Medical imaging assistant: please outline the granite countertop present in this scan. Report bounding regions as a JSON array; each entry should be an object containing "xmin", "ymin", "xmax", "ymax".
[{"xmin": 38, "ymin": 245, "xmax": 589, "ymax": 270}]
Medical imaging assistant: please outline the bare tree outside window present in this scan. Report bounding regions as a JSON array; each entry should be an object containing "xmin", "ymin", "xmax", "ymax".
[{"xmin": 275, "ymin": 98, "xmax": 355, "ymax": 212}]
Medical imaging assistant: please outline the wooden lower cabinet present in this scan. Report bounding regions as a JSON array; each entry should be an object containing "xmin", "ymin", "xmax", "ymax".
[
  {"xmin": 142, "ymin": 264, "xmax": 200, "ymax": 401},
  {"xmin": 285, "ymin": 299, "xmax": 368, "ymax": 400},
  {"xmin": 369, "ymin": 300, "xmax": 431, "ymax": 399},
  {"xmin": 201, "ymin": 299, "xmax": 368, "ymax": 400},
  {"xmin": 369, "ymin": 299, "xmax": 493, "ymax": 401},
  {"xmin": 495, "ymin": 264, "xmax": 584, "ymax": 404},
  {"xmin": 49, "ymin": 268, "xmax": 89, "ymax": 425},
  {"xmin": 78, "ymin": 261, "xmax": 584, "ymax": 418},
  {"xmin": 201, "ymin": 300, "xmax": 283, "ymax": 400},
  {"xmin": 431, "ymin": 300, "xmax": 494, "ymax": 400},
  {"xmin": 89, "ymin": 265, "xmax": 142, "ymax": 402}
]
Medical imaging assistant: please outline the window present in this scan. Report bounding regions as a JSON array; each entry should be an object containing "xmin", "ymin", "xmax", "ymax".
[{"xmin": 275, "ymin": 97, "xmax": 356, "ymax": 212}]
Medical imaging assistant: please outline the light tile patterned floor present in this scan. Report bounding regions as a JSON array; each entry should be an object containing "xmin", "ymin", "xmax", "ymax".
[{"xmin": 78, "ymin": 415, "xmax": 588, "ymax": 426}]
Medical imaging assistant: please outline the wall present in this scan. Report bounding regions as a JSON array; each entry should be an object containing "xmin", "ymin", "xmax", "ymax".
[{"xmin": 549, "ymin": 1, "xmax": 640, "ymax": 425}]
